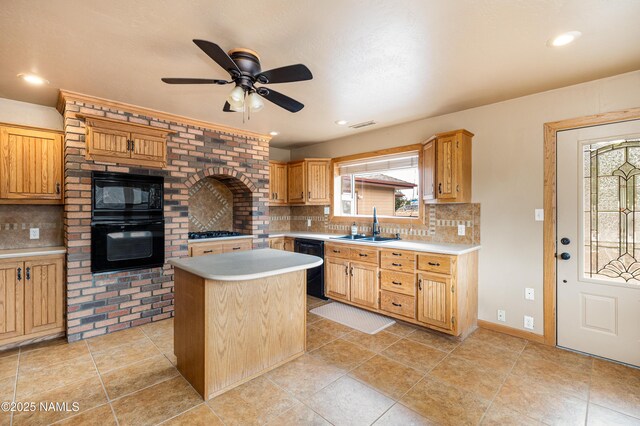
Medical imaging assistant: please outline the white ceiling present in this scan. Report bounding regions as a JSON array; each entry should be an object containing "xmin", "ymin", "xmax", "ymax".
[{"xmin": 1, "ymin": 0, "xmax": 639, "ymax": 148}]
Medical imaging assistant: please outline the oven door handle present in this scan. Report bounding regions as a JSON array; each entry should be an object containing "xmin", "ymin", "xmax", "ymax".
[{"xmin": 91, "ymin": 220, "xmax": 164, "ymax": 226}]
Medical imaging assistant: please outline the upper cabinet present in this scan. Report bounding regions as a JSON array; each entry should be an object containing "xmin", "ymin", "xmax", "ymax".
[
  {"xmin": 81, "ymin": 115, "xmax": 172, "ymax": 168},
  {"xmin": 0, "ymin": 125, "xmax": 63, "ymax": 204},
  {"xmin": 422, "ymin": 129, "xmax": 473, "ymax": 204},
  {"xmin": 269, "ymin": 161, "xmax": 288, "ymax": 205},
  {"xmin": 269, "ymin": 158, "xmax": 330, "ymax": 205}
]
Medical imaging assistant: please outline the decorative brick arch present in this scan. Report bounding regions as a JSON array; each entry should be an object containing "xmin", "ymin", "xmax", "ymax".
[{"xmin": 186, "ymin": 167, "xmax": 260, "ymax": 235}]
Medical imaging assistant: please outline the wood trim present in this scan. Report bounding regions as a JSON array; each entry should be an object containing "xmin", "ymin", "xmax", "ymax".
[
  {"xmin": 542, "ymin": 106, "xmax": 640, "ymax": 346},
  {"xmin": 0, "ymin": 330, "xmax": 65, "ymax": 351},
  {"xmin": 0, "ymin": 122, "xmax": 63, "ymax": 135},
  {"xmin": 478, "ymin": 319, "xmax": 545, "ymax": 344},
  {"xmin": 57, "ymin": 90, "xmax": 272, "ymax": 142},
  {"xmin": 331, "ymin": 143, "xmax": 423, "ymax": 164},
  {"xmin": 77, "ymin": 114, "xmax": 177, "ymax": 136}
]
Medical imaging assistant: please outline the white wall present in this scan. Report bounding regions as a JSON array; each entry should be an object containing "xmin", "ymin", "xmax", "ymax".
[
  {"xmin": 0, "ymin": 97, "xmax": 62, "ymax": 130},
  {"xmin": 269, "ymin": 147, "xmax": 291, "ymax": 162},
  {"xmin": 291, "ymin": 70, "xmax": 640, "ymax": 335}
]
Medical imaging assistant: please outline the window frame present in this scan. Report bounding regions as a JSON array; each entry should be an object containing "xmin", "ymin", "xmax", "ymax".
[{"xmin": 329, "ymin": 143, "xmax": 424, "ymax": 224}]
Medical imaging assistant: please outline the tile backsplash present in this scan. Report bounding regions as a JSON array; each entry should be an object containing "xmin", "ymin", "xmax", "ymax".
[
  {"xmin": 188, "ymin": 177, "xmax": 234, "ymax": 232},
  {"xmin": 269, "ymin": 203, "xmax": 480, "ymax": 245},
  {"xmin": 0, "ymin": 205, "xmax": 64, "ymax": 249}
]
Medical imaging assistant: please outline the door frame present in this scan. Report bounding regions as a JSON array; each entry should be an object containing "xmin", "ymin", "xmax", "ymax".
[{"xmin": 543, "ymin": 106, "xmax": 640, "ymax": 346}]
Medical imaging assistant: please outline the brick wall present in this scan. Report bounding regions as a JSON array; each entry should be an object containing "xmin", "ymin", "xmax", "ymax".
[{"xmin": 62, "ymin": 100, "xmax": 270, "ymax": 341}]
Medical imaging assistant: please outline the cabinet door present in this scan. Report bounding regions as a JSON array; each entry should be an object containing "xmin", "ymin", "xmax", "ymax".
[
  {"xmin": 131, "ymin": 133, "xmax": 167, "ymax": 166},
  {"xmin": 274, "ymin": 163, "xmax": 288, "ymax": 204},
  {"xmin": 283, "ymin": 238, "xmax": 295, "ymax": 252},
  {"xmin": 417, "ymin": 272, "xmax": 454, "ymax": 331},
  {"xmin": 325, "ymin": 258, "xmax": 350, "ymax": 300},
  {"xmin": 349, "ymin": 262, "xmax": 379, "ymax": 308},
  {"xmin": 87, "ymin": 126, "xmax": 130, "ymax": 159},
  {"xmin": 0, "ymin": 127, "xmax": 63, "ymax": 201},
  {"xmin": 24, "ymin": 257, "xmax": 64, "ymax": 335},
  {"xmin": 287, "ymin": 162, "xmax": 306, "ymax": 203},
  {"xmin": 0, "ymin": 260, "xmax": 24, "ymax": 341},
  {"xmin": 435, "ymin": 135, "xmax": 458, "ymax": 200},
  {"xmin": 422, "ymin": 140, "xmax": 436, "ymax": 201},
  {"xmin": 269, "ymin": 238, "xmax": 285, "ymax": 250},
  {"xmin": 306, "ymin": 160, "xmax": 330, "ymax": 204}
]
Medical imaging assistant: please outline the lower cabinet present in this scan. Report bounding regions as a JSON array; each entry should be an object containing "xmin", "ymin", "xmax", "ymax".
[
  {"xmin": 349, "ymin": 262, "xmax": 379, "ymax": 308},
  {"xmin": 268, "ymin": 237, "xmax": 295, "ymax": 252},
  {"xmin": 189, "ymin": 239, "xmax": 253, "ymax": 257},
  {"xmin": 325, "ymin": 257, "xmax": 350, "ymax": 300},
  {"xmin": 325, "ymin": 244, "xmax": 379, "ymax": 309},
  {"xmin": 417, "ymin": 272, "xmax": 453, "ymax": 331},
  {"xmin": 0, "ymin": 254, "xmax": 64, "ymax": 345}
]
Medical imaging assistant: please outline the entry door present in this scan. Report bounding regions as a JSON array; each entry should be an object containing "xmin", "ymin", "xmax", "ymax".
[{"xmin": 557, "ymin": 120, "xmax": 640, "ymax": 367}]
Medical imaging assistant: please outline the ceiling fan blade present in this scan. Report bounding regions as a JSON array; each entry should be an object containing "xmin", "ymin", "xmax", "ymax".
[
  {"xmin": 193, "ymin": 39, "xmax": 240, "ymax": 76},
  {"xmin": 223, "ymin": 101, "xmax": 233, "ymax": 112},
  {"xmin": 258, "ymin": 88, "xmax": 304, "ymax": 113},
  {"xmin": 257, "ymin": 64, "xmax": 313, "ymax": 84},
  {"xmin": 161, "ymin": 78, "xmax": 228, "ymax": 84}
]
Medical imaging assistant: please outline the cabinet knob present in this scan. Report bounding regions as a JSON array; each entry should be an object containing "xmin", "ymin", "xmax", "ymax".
[
  {"xmin": 438, "ymin": 183, "xmax": 442, "ymax": 194},
  {"xmin": 344, "ymin": 265, "xmax": 349, "ymax": 276},
  {"xmin": 391, "ymin": 281, "xmax": 402, "ymax": 286},
  {"xmin": 392, "ymin": 263, "xmax": 402, "ymax": 267},
  {"xmin": 418, "ymin": 278, "xmax": 422, "ymax": 290},
  {"xmin": 56, "ymin": 183, "xmax": 61, "ymax": 194},
  {"xmin": 359, "ymin": 253, "xmax": 368, "ymax": 257},
  {"xmin": 391, "ymin": 302, "xmax": 402, "ymax": 307},
  {"xmin": 203, "ymin": 250, "xmax": 213, "ymax": 254},
  {"xmin": 17, "ymin": 267, "xmax": 21, "ymax": 281},
  {"xmin": 26, "ymin": 267, "xmax": 31, "ymax": 281},
  {"xmin": 427, "ymin": 262, "xmax": 440, "ymax": 266}
]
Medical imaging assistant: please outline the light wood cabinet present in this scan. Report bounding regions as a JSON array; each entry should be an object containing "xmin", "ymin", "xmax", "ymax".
[
  {"xmin": 269, "ymin": 162, "xmax": 288, "ymax": 205},
  {"xmin": 278, "ymin": 159, "xmax": 330, "ymax": 205},
  {"xmin": 325, "ymin": 257, "xmax": 350, "ymax": 300},
  {"xmin": 0, "ymin": 254, "xmax": 65, "ymax": 346},
  {"xmin": 422, "ymin": 129, "xmax": 473, "ymax": 204},
  {"xmin": 188, "ymin": 238, "xmax": 253, "ymax": 257},
  {"xmin": 284, "ymin": 237, "xmax": 295, "ymax": 252},
  {"xmin": 324, "ymin": 243, "xmax": 478, "ymax": 338},
  {"xmin": 349, "ymin": 262, "xmax": 379, "ymax": 308},
  {"xmin": 417, "ymin": 272, "xmax": 454, "ymax": 331},
  {"xmin": 306, "ymin": 160, "xmax": 331, "ymax": 203},
  {"xmin": 81, "ymin": 115, "xmax": 172, "ymax": 168},
  {"xmin": 287, "ymin": 161, "xmax": 306, "ymax": 204},
  {"xmin": 0, "ymin": 126, "xmax": 63, "ymax": 204},
  {"xmin": 269, "ymin": 237, "xmax": 286, "ymax": 250}
]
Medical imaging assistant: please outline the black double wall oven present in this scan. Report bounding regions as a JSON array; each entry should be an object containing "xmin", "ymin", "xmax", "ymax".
[{"xmin": 91, "ymin": 172, "xmax": 165, "ymax": 273}]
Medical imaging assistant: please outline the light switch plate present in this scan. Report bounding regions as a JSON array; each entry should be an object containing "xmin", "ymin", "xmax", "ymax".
[
  {"xmin": 457, "ymin": 224, "xmax": 465, "ymax": 236},
  {"xmin": 30, "ymin": 228, "xmax": 40, "ymax": 240},
  {"xmin": 525, "ymin": 288, "xmax": 535, "ymax": 300},
  {"xmin": 307, "ymin": 218, "xmax": 312, "ymax": 227},
  {"xmin": 535, "ymin": 209, "xmax": 544, "ymax": 221},
  {"xmin": 497, "ymin": 309, "xmax": 506, "ymax": 322},
  {"xmin": 323, "ymin": 206, "xmax": 330, "ymax": 215}
]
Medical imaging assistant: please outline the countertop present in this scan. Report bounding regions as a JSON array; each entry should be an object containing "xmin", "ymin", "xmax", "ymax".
[
  {"xmin": 0, "ymin": 246, "xmax": 66, "ymax": 260},
  {"xmin": 187, "ymin": 235, "xmax": 256, "ymax": 244},
  {"xmin": 268, "ymin": 232, "xmax": 480, "ymax": 255},
  {"xmin": 169, "ymin": 248, "xmax": 324, "ymax": 281}
]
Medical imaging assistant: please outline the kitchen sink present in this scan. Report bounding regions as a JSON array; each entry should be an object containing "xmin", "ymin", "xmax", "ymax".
[{"xmin": 330, "ymin": 235, "xmax": 400, "ymax": 243}]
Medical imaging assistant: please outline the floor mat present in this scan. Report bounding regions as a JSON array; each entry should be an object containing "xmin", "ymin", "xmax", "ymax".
[{"xmin": 310, "ymin": 301, "xmax": 395, "ymax": 334}]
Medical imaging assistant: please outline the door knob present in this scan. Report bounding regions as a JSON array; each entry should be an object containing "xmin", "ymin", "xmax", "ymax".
[
  {"xmin": 559, "ymin": 252, "xmax": 571, "ymax": 260},
  {"xmin": 560, "ymin": 237, "xmax": 570, "ymax": 245}
]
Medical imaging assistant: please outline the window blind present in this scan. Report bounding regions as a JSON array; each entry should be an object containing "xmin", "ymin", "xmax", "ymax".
[{"xmin": 337, "ymin": 151, "xmax": 419, "ymax": 176}]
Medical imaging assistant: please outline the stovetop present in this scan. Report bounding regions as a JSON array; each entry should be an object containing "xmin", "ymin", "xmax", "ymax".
[{"xmin": 188, "ymin": 231, "xmax": 243, "ymax": 240}]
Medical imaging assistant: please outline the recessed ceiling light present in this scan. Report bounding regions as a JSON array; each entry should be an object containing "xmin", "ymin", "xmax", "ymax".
[
  {"xmin": 17, "ymin": 73, "xmax": 49, "ymax": 85},
  {"xmin": 548, "ymin": 31, "xmax": 582, "ymax": 47},
  {"xmin": 335, "ymin": 120, "xmax": 348, "ymax": 125},
  {"xmin": 269, "ymin": 131, "xmax": 279, "ymax": 136}
]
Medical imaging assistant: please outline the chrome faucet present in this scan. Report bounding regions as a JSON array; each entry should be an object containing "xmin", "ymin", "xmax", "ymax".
[{"xmin": 372, "ymin": 207, "xmax": 380, "ymax": 237}]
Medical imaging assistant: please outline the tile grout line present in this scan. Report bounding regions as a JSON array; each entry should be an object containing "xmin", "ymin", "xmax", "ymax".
[
  {"xmin": 139, "ymin": 321, "xmax": 178, "ymax": 369},
  {"xmin": 9, "ymin": 347, "xmax": 21, "ymax": 426},
  {"xmin": 84, "ymin": 339, "xmax": 120, "ymax": 426}
]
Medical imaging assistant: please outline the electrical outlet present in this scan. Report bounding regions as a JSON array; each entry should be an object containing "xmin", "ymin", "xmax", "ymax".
[
  {"xmin": 323, "ymin": 206, "xmax": 330, "ymax": 215},
  {"xmin": 307, "ymin": 218, "xmax": 312, "ymax": 227},
  {"xmin": 29, "ymin": 228, "xmax": 40, "ymax": 240},
  {"xmin": 525, "ymin": 288, "xmax": 535, "ymax": 300},
  {"xmin": 497, "ymin": 309, "xmax": 506, "ymax": 322},
  {"xmin": 524, "ymin": 315, "xmax": 534, "ymax": 330},
  {"xmin": 457, "ymin": 224, "xmax": 466, "ymax": 236},
  {"xmin": 535, "ymin": 209, "xmax": 544, "ymax": 221}
]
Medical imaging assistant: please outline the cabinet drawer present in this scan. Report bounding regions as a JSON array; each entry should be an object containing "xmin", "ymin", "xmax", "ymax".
[
  {"xmin": 349, "ymin": 247, "xmax": 378, "ymax": 264},
  {"xmin": 417, "ymin": 254, "xmax": 454, "ymax": 275},
  {"xmin": 223, "ymin": 240, "xmax": 252, "ymax": 253},
  {"xmin": 380, "ymin": 271, "xmax": 415, "ymax": 296},
  {"xmin": 380, "ymin": 257, "xmax": 415, "ymax": 273},
  {"xmin": 189, "ymin": 243, "xmax": 224, "ymax": 257},
  {"xmin": 380, "ymin": 249, "xmax": 415, "ymax": 262},
  {"xmin": 380, "ymin": 291, "xmax": 415, "ymax": 319},
  {"xmin": 325, "ymin": 243, "xmax": 350, "ymax": 259}
]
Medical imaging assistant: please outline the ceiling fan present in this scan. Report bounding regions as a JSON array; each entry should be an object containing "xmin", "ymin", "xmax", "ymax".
[{"xmin": 162, "ymin": 39, "xmax": 312, "ymax": 113}]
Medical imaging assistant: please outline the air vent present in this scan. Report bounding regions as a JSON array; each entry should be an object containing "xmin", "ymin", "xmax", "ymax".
[{"xmin": 349, "ymin": 120, "xmax": 376, "ymax": 129}]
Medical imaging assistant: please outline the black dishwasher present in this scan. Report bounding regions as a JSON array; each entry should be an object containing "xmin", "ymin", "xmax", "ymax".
[{"xmin": 294, "ymin": 238, "xmax": 327, "ymax": 300}]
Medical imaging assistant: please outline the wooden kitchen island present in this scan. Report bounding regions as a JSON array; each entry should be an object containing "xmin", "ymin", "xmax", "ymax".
[{"xmin": 169, "ymin": 248, "xmax": 323, "ymax": 399}]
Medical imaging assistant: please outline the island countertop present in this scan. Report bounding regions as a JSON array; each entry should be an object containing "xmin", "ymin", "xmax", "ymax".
[{"xmin": 169, "ymin": 248, "xmax": 323, "ymax": 281}]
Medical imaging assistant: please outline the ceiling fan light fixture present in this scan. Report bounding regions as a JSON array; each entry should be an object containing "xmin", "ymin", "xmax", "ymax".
[
  {"xmin": 228, "ymin": 85, "xmax": 245, "ymax": 103},
  {"xmin": 248, "ymin": 92, "xmax": 264, "ymax": 112}
]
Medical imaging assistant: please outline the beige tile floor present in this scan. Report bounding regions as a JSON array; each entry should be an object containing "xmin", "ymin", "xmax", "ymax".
[{"xmin": 0, "ymin": 295, "xmax": 638, "ymax": 425}]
